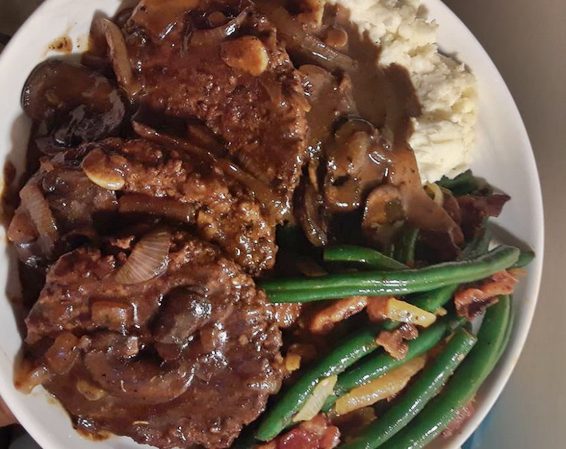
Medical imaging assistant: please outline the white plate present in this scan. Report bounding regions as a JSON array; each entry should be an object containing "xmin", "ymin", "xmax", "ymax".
[{"xmin": 0, "ymin": 1, "xmax": 544, "ymax": 448}]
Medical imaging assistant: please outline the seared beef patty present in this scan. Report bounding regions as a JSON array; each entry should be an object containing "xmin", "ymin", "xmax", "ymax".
[
  {"xmin": 25, "ymin": 232, "xmax": 283, "ymax": 449},
  {"xmin": 85, "ymin": 138, "xmax": 277, "ymax": 274},
  {"xmin": 9, "ymin": 138, "xmax": 277, "ymax": 275},
  {"xmin": 121, "ymin": 0, "xmax": 309, "ymax": 214}
]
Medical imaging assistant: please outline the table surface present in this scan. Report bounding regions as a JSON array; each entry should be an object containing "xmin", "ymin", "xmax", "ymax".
[{"xmin": 1, "ymin": 0, "xmax": 565, "ymax": 448}]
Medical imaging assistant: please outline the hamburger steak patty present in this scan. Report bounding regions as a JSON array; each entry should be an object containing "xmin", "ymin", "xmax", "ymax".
[
  {"xmin": 121, "ymin": 0, "xmax": 309, "ymax": 213},
  {"xmin": 24, "ymin": 232, "xmax": 283, "ymax": 449},
  {"xmin": 84, "ymin": 137, "xmax": 277, "ymax": 275},
  {"xmin": 9, "ymin": 137, "xmax": 277, "ymax": 275}
]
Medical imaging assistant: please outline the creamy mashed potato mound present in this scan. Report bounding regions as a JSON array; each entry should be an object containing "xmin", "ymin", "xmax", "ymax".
[{"xmin": 329, "ymin": 0, "xmax": 477, "ymax": 183}]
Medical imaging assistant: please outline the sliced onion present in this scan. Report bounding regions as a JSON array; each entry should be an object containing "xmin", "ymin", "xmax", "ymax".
[
  {"xmin": 257, "ymin": 4, "xmax": 356, "ymax": 72},
  {"xmin": 15, "ymin": 359, "xmax": 50, "ymax": 394},
  {"xmin": 114, "ymin": 229, "xmax": 171, "ymax": 285},
  {"xmin": 216, "ymin": 158, "xmax": 287, "ymax": 220},
  {"xmin": 7, "ymin": 209, "xmax": 38, "ymax": 244},
  {"xmin": 297, "ymin": 181, "xmax": 328, "ymax": 247},
  {"xmin": 99, "ymin": 18, "xmax": 140, "ymax": 97},
  {"xmin": 19, "ymin": 183, "xmax": 58, "ymax": 256},
  {"xmin": 293, "ymin": 375, "xmax": 337, "ymax": 422},
  {"xmin": 334, "ymin": 356, "xmax": 426, "ymax": 416},
  {"xmin": 189, "ymin": 8, "xmax": 249, "ymax": 47},
  {"xmin": 76, "ymin": 379, "xmax": 107, "ymax": 401},
  {"xmin": 384, "ymin": 298, "xmax": 437, "ymax": 328},
  {"xmin": 425, "ymin": 182, "xmax": 444, "ymax": 206}
]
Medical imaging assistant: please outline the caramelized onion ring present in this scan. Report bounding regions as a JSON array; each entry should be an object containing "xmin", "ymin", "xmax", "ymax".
[
  {"xmin": 114, "ymin": 229, "xmax": 171, "ymax": 285},
  {"xmin": 19, "ymin": 183, "xmax": 59, "ymax": 256},
  {"xmin": 99, "ymin": 18, "xmax": 140, "ymax": 97}
]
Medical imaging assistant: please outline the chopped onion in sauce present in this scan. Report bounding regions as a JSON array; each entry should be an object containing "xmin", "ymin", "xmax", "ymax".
[{"xmin": 115, "ymin": 229, "xmax": 171, "ymax": 285}]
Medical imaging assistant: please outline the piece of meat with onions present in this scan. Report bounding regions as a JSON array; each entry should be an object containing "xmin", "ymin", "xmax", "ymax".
[
  {"xmin": 110, "ymin": 0, "xmax": 309, "ymax": 216},
  {"xmin": 24, "ymin": 231, "xmax": 283, "ymax": 449},
  {"xmin": 8, "ymin": 135, "xmax": 276, "ymax": 274},
  {"xmin": 80, "ymin": 137, "xmax": 276, "ymax": 274},
  {"xmin": 7, "ymin": 148, "xmax": 118, "ymax": 267}
]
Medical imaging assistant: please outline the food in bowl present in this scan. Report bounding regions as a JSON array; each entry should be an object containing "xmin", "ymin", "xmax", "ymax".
[{"xmin": 3, "ymin": 0, "xmax": 534, "ymax": 449}]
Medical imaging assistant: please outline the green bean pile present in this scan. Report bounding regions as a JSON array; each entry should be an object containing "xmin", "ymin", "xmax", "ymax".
[{"xmin": 240, "ymin": 170, "xmax": 534, "ymax": 449}]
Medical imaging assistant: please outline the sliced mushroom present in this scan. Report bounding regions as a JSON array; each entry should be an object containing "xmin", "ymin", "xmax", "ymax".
[
  {"xmin": 324, "ymin": 119, "xmax": 388, "ymax": 213},
  {"xmin": 362, "ymin": 184, "xmax": 405, "ymax": 247},
  {"xmin": 295, "ymin": 180, "xmax": 329, "ymax": 247},
  {"xmin": 21, "ymin": 60, "xmax": 125, "ymax": 151},
  {"xmin": 153, "ymin": 287, "xmax": 213, "ymax": 346}
]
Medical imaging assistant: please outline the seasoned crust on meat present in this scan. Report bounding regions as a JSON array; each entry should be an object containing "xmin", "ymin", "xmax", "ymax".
[
  {"xmin": 9, "ymin": 138, "xmax": 277, "ymax": 275},
  {"xmin": 26, "ymin": 232, "xmax": 283, "ymax": 449},
  {"xmin": 95, "ymin": 137, "xmax": 277, "ymax": 274},
  {"xmin": 122, "ymin": 0, "xmax": 309, "ymax": 212}
]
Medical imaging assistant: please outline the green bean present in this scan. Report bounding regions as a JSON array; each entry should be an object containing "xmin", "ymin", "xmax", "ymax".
[
  {"xmin": 511, "ymin": 249, "xmax": 535, "ymax": 268},
  {"xmin": 324, "ymin": 245, "xmax": 407, "ymax": 271},
  {"xmin": 437, "ymin": 170, "xmax": 480, "ymax": 195},
  {"xmin": 262, "ymin": 246, "xmax": 519, "ymax": 303},
  {"xmin": 394, "ymin": 227, "xmax": 419, "ymax": 266},
  {"xmin": 410, "ymin": 284, "xmax": 458, "ymax": 314},
  {"xmin": 461, "ymin": 227, "xmax": 492, "ymax": 260},
  {"xmin": 338, "ymin": 328, "xmax": 477, "ymax": 449},
  {"xmin": 495, "ymin": 296, "xmax": 514, "ymax": 366},
  {"xmin": 380, "ymin": 296, "xmax": 512, "ymax": 449},
  {"xmin": 255, "ymin": 324, "xmax": 382, "ymax": 442},
  {"xmin": 323, "ymin": 320, "xmax": 450, "ymax": 411},
  {"xmin": 405, "ymin": 228, "xmax": 491, "ymax": 312}
]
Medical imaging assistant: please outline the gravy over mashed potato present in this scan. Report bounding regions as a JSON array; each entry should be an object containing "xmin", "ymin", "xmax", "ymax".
[{"xmin": 329, "ymin": 0, "xmax": 477, "ymax": 183}]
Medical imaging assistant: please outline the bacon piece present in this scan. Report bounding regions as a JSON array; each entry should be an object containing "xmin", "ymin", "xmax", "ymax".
[
  {"xmin": 366, "ymin": 297, "xmax": 390, "ymax": 322},
  {"xmin": 309, "ymin": 296, "xmax": 368, "ymax": 334},
  {"xmin": 375, "ymin": 323, "xmax": 418, "ymax": 360},
  {"xmin": 258, "ymin": 415, "xmax": 340, "ymax": 449},
  {"xmin": 458, "ymin": 193, "xmax": 510, "ymax": 239},
  {"xmin": 455, "ymin": 270, "xmax": 518, "ymax": 320}
]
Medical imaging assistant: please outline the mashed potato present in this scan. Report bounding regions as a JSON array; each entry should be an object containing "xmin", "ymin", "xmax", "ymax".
[{"xmin": 329, "ymin": 0, "xmax": 477, "ymax": 183}]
